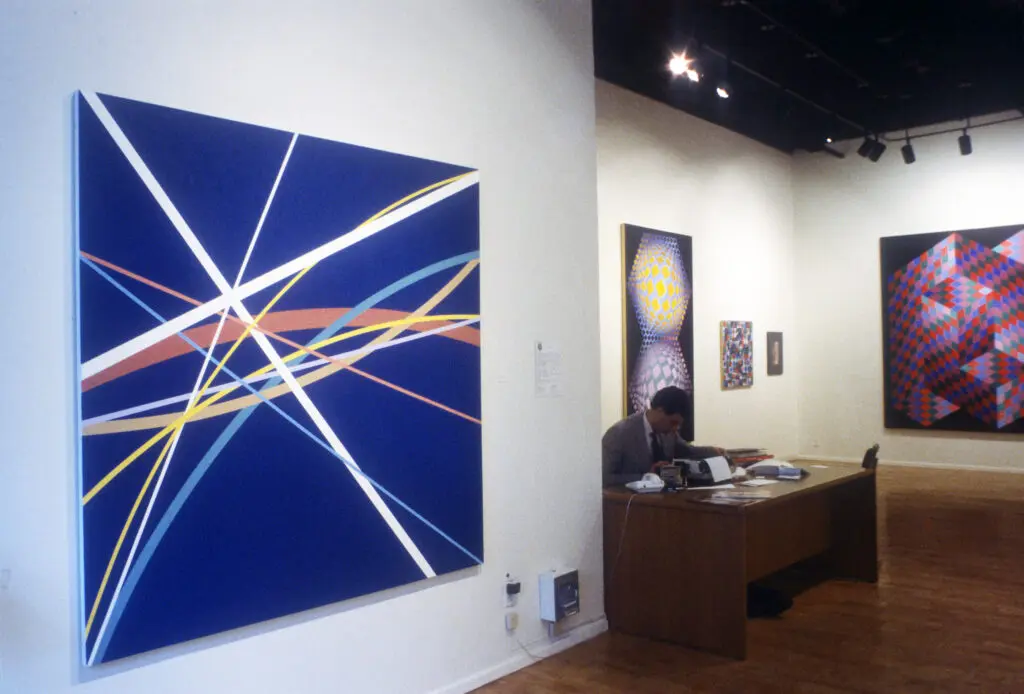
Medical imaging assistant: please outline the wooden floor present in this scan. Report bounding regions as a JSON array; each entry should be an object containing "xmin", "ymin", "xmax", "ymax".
[{"xmin": 477, "ymin": 465, "xmax": 1024, "ymax": 693}]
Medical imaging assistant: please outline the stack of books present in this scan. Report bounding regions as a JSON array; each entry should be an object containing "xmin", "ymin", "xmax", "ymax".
[{"xmin": 726, "ymin": 448, "xmax": 774, "ymax": 466}]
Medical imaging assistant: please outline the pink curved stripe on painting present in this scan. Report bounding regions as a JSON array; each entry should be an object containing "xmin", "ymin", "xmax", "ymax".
[{"xmin": 82, "ymin": 308, "xmax": 480, "ymax": 392}]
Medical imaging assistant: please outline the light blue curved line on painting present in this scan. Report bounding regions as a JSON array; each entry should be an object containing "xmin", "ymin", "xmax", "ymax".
[
  {"xmin": 84, "ymin": 318, "xmax": 480, "ymax": 426},
  {"xmin": 83, "ymin": 253, "xmax": 482, "ymax": 662}
]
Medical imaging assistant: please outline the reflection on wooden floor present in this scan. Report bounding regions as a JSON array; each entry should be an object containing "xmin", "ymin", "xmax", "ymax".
[{"xmin": 476, "ymin": 465, "xmax": 1024, "ymax": 693}]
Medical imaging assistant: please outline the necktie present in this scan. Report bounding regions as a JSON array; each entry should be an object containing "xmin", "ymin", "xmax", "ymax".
[{"xmin": 650, "ymin": 432, "xmax": 666, "ymax": 464}]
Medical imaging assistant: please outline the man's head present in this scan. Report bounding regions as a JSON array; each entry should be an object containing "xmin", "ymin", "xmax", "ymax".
[{"xmin": 647, "ymin": 386, "xmax": 690, "ymax": 434}]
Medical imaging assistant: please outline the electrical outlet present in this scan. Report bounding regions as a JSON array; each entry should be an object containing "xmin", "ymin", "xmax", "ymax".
[
  {"xmin": 505, "ymin": 612, "xmax": 519, "ymax": 632},
  {"xmin": 504, "ymin": 573, "xmax": 521, "ymax": 608}
]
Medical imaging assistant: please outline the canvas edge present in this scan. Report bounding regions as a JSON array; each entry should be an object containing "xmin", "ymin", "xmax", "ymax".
[
  {"xmin": 620, "ymin": 223, "xmax": 629, "ymax": 417},
  {"xmin": 71, "ymin": 90, "xmax": 89, "ymax": 667}
]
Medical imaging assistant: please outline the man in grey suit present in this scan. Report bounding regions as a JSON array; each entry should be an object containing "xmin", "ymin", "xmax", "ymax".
[{"xmin": 602, "ymin": 386, "xmax": 724, "ymax": 487}]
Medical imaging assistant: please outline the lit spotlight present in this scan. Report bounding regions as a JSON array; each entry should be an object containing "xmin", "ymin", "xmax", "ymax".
[
  {"xmin": 716, "ymin": 85, "xmax": 730, "ymax": 99},
  {"xmin": 668, "ymin": 53, "xmax": 691, "ymax": 77},
  {"xmin": 686, "ymin": 68, "xmax": 701, "ymax": 83},
  {"xmin": 825, "ymin": 137, "xmax": 833, "ymax": 144},
  {"xmin": 959, "ymin": 130, "xmax": 973, "ymax": 156}
]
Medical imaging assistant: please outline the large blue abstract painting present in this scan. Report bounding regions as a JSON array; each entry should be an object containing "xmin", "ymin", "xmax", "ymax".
[{"xmin": 74, "ymin": 92, "xmax": 482, "ymax": 665}]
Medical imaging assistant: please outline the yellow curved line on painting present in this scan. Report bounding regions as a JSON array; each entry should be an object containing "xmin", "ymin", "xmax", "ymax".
[
  {"xmin": 83, "ymin": 432, "xmax": 176, "ymax": 638},
  {"xmin": 105, "ymin": 258, "xmax": 480, "ymax": 431},
  {"xmin": 363, "ymin": 172, "xmax": 471, "ymax": 225},
  {"xmin": 86, "ymin": 252, "xmax": 478, "ymax": 639},
  {"xmin": 174, "ymin": 168, "xmax": 473, "ymax": 414},
  {"xmin": 81, "ymin": 174, "xmax": 473, "ymax": 505},
  {"xmin": 82, "ymin": 261, "xmax": 477, "ymax": 503},
  {"xmin": 80, "ymin": 269, "xmax": 307, "ymax": 506},
  {"xmin": 81, "ymin": 315, "xmax": 472, "ymax": 504},
  {"xmin": 193, "ymin": 266, "xmax": 312, "ymax": 409},
  {"xmin": 216, "ymin": 312, "xmax": 482, "ymax": 386},
  {"xmin": 85, "ymin": 312, "xmax": 477, "ymax": 436}
]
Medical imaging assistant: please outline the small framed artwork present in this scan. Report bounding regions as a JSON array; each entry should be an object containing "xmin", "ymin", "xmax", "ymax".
[
  {"xmin": 720, "ymin": 321, "xmax": 753, "ymax": 390},
  {"xmin": 767, "ymin": 332, "xmax": 784, "ymax": 376}
]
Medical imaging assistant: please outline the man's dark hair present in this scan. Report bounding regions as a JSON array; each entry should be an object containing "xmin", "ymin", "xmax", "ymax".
[{"xmin": 650, "ymin": 386, "xmax": 690, "ymax": 418}]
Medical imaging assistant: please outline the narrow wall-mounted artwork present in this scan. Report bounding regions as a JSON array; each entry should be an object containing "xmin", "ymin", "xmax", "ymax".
[
  {"xmin": 881, "ymin": 226, "xmax": 1024, "ymax": 432},
  {"xmin": 767, "ymin": 332, "xmax": 784, "ymax": 376},
  {"xmin": 621, "ymin": 225, "xmax": 694, "ymax": 441},
  {"xmin": 720, "ymin": 321, "xmax": 753, "ymax": 390},
  {"xmin": 75, "ymin": 92, "xmax": 482, "ymax": 664}
]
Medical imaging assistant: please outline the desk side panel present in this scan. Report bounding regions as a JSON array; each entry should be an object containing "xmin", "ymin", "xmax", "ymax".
[
  {"xmin": 827, "ymin": 472, "xmax": 879, "ymax": 582},
  {"xmin": 604, "ymin": 499, "xmax": 747, "ymax": 658}
]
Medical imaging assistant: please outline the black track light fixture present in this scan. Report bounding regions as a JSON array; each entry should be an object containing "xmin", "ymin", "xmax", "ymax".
[
  {"xmin": 901, "ymin": 131, "xmax": 916, "ymax": 164},
  {"xmin": 868, "ymin": 139, "xmax": 887, "ymax": 162},
  {"xmin": 856, "ymin": 135, "xmax": 886, "ymax": 161},
  {"xmin": 857, "ymin": 137, "xmax": 874, "ymax": 158},
  {"xmin": 959, "ymin": 129, "xmax": 973, "ymax": 156},
  {"xmin": 959, "ymin": 116, "xmax": 973, "ymax": 156}
]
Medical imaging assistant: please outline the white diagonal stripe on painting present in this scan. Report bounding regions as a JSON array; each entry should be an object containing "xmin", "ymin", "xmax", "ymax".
[
  {"xmin": 83, "ymin": 92, "xmax": 436, "ymax": 579},
  {"xmin": 87, "ymin": 133, "xmax": 303, "ymax": 666},
  {"xmin": 80, "ymin": 166, "xmax": 478, "ymax": 380}
]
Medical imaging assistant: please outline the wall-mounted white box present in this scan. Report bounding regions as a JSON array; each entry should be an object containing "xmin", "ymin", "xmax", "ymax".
[{"xmin": 538, "ymin": 569, "xmax": 579, "ymax": 622}]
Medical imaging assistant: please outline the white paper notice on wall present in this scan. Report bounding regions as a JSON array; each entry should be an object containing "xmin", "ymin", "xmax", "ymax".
[{"xmin": 534, "ymin": 341, "xmax": 564, "ymax": 398}]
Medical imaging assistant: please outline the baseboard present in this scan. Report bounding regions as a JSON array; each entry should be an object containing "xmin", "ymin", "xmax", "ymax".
[
  {"xmin": 428, "ymin": 616, "xmax": 608, "ymax": 694},
  {"xmin": 796, "ymin": 454, "xmax": 1024, "ymax": 474}
]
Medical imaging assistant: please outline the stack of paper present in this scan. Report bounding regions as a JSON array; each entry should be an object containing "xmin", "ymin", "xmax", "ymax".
[{"xmin": 695, "ymin": 489, "xmax": 771, "ymax": 505}]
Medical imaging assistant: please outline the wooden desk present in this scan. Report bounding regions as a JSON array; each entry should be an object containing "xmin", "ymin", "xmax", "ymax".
[{"xmin": 603, "ymin": 462, "xmax": 877, "ymax": 660}]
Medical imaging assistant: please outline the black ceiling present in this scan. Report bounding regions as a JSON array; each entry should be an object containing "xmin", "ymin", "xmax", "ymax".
[{"xmin": 593, "ymin": 0, "xmax": 1024, "ymax": 153}]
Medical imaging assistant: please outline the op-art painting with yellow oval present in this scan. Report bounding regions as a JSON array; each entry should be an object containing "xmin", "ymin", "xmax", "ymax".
[{"xmin": 621, "ymin": 224, "xmax": 694, "ymax": 441}]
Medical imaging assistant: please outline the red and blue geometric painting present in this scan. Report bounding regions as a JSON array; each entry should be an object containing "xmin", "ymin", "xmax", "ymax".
[
  {"xmin": 720, "ymin": 320, "xmax": 753, "ymax": 390},
  {"xmin": 74, "ymin": 92, "xmax": 482, "ymax": 665},
  {"xmin": 882, "ymin": 226, "xmax": 1024, "ymax": 432},
  {"xmin": 622, "ymin": 225, "xmax": 694, "ymax": 441}
]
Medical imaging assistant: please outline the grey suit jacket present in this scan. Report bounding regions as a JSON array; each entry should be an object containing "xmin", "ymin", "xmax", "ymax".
[{"xmin": 601, "ymin": 411, "xmax": 719, "ymax": 487}]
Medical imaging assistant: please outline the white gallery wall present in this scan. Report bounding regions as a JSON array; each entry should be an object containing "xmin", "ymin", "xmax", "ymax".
[
  {"xmin": 596, "ymin": 81, "xmax": 801, "ymax": 456},
  {"xmin": 793, "ymin": 118, "xmax": 1024, "ymax": 470},
  {"xmin": 0, "ymin": 2, "xmax": 604, "ymax": 693}
]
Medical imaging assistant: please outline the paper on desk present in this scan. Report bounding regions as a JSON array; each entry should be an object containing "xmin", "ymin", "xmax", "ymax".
[
  {"xmin": 748, "ymin": 459, "xmax": 792, "ymax": 470},
  {"xmin": 686, "ymin": 483, "xmax": 735, "ymax": 491},
  {"xmin": 705, "ymin": 455, "xmax": 733, "ymax": 482},
  {"xmin": 741, "ymin": 479, "xmax": 778, "ymax": 487},
  {"xmin": 810, "ymin": 464, "xmax": 829, "ymax": 469}
]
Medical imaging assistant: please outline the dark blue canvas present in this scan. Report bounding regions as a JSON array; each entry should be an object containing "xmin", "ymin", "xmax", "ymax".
[{"xmin": 74, "ymin": 92, "xmax": 482, "ymax": 665}]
